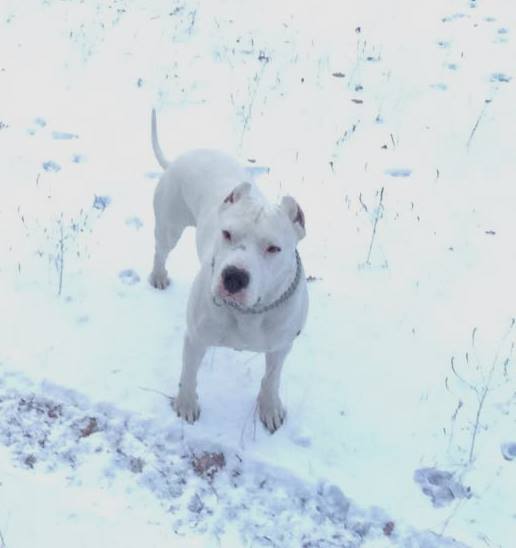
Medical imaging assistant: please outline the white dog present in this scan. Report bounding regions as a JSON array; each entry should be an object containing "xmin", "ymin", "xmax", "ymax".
[{"xmin": 149, "ymin": 110, "xmax": 308, "ymax": 432}]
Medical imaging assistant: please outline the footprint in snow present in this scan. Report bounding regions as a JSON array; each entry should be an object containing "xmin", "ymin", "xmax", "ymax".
[
  {"xmin": 93, "ymin": 195, "xmax": 111, "ymax": 210},
  {"xmin": 414, "ymin": 467, "xmax": 471, "ymax": 508},
  {"xmin": 42, "ymin": 160, "xmax": 61, "ymax": 173},
  {"xmin": 28, "ymin": 117, "xmax": 47, "ymax": 135},
  {"xmin": 385, "ymin": 168, "xmax": 412, "ymax": 178},
  {"xmin": 119, "ymin": 269, "xmax": 140, "ymax": 285},
  {"xmin": 52, "ymin": 130, "xmax": 79, "ymax": 140},
  {"xmin": 490, "ymin": 73, "xmax": 511, "ymax": 83},
  {"xmin": 442, "ymin": 13, "xmax": 466, "ymax": 23},
  {"xmin": 145, "ymin": 171, "xmax": 161, "ymax": 180},
  {"xmin": 72, "ymin": 154, "xmax": 86, "ymax": 164},
  {"xmin": 501, "ymin": 442, "xmax": 516, "ymax": 461},
  {"xmin": 126, "ymin": 216, "xmax": 143, "ymax": 230}
]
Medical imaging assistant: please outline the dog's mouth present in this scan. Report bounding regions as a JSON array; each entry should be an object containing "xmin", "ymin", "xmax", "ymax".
[
  {"xmin": 213, "ymin": 285, "xmax": 262, "ymax": 310},
  {"xmin": 215, "ymin": 286, "xmax": 248, "ymax": 304}
]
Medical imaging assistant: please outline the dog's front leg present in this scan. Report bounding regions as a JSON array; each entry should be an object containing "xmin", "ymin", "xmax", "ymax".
[
  {"xmin": 258, "ymin": 344, "xmax": 292, "ymax": 433},
  {"xmin": 174, "ymin": 333, "xmax": 206, "ymax": 423}
]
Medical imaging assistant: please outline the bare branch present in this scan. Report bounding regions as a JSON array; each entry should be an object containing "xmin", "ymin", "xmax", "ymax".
[
  {"xmin": 467, "ymin": 320, "xmax": 515, "ymax": 464},
  {"xmin": 364, "ymin": 187, "xmax": 384, "ymax": 266},
  {"xmin": 239, "ymin": 61, "xmax": 268, "ymax": 152},
  {"xmin": 450, "ymin": 356, "xmax": 477, "ymax": 393}
]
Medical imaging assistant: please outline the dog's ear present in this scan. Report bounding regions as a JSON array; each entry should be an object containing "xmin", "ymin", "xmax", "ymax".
[
  {"xmin": 281, "ymin": 195, "xmax": 306, "ymax": 240},
  {"xmin": 221, "ymin": 182, "xmax": 252, "ymax": 208}
]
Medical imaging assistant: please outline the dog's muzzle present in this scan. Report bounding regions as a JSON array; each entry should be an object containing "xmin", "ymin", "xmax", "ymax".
[{"xmin": 222, "ymin": 266, "xmax": 250, "ymax": 294}]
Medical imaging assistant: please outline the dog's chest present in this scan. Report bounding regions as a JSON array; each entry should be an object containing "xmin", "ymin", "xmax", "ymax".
[{"xmin": 215, "ymin": 314, "xmax": 284, "ymax": 352}]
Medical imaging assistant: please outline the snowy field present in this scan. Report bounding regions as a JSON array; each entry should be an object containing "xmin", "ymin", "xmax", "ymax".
[{"xmin": 1, "ymin": 0, "xmax": 515, "ymax": 546}]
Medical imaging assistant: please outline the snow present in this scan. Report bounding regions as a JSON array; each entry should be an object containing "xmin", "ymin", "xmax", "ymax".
[{"xmin": 1, "ymin": 0, "xmax": 515, "ymax": 546}]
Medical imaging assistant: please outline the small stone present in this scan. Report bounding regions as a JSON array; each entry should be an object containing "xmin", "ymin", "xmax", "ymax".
[
  {"xmin": 24, "ymin": 454, "xmax": 37, "ymax": 468},
  {"xmin": 383, "ymin": 521, "xmax": 395, "ymax": 536},
  {"xmin": 192, "ymin": 451, "xmax": 225, "ymax": 480},
  {"xmin": 80, "ymin": 417, "xmax": 99, "ymax": 438}
]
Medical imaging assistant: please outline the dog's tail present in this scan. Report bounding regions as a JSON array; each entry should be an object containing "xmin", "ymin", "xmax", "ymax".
[{"xmin": 151, "ymin": 108, "xmax": 169, "ymax": 170}]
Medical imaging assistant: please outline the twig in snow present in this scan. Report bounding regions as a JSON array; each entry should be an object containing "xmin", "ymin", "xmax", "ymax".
[
  {"xmin": 466, "ymin": 98, "xmax": 492, "ymax": 150},
  {"xmin": 364, "ymin": 187, "xmax": 385, "ymax": 266},
  {"xmin": 439, "ymin": 498, "xmax": 467, "ymax": 538},
  {"xmin": 138, "ymin": 386, "xmax": 174, "ymax": 402},
  {"xmin": 358, "ymin": 193, "xmax": 368, "ymax": 213},
  {"xmin": 468, "ymin": 319, "xmax": 515, "ymax": 464},
  {"xmin": 239, "ymin": 401, "xmax": 258, "ymax": 450},
  {"xmin": 187, "ymin": 9, "xmax": 197, "ymax": 35},
  {"xmin": 446, "ymin": 397, "xmax": 464, "ymax": 455},
  {"xmin": 450, "ymin": 356, "xmax": 476, "ymax": 392},
  {"xmin": 449, "ymin": 320, "xmax": 515, "ymax": 465},
  {"xmin": 238, "ymin": 60, "xmax": 268, "ymax": 152},
  {"xmin": 56, "ymin": 215, "xmax": 65, "ymax": 297}
]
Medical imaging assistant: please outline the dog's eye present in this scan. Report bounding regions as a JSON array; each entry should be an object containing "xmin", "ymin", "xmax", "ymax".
[
  {"xmin": 222, "ymin": 230, "xmax": 232, "ymax": 241},
  {"xmin": 266, "ymin": 245, "xmax": 281, "ymax": 254}
]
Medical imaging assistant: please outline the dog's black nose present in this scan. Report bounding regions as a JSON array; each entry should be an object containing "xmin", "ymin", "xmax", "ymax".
[{"xmin": 222, "ymin": 266, "xmax": 250, "ymax": 294}]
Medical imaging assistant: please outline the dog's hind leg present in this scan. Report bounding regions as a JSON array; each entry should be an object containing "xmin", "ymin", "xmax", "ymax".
[
  {"xmin": 149, "ymin": 173, "xmax": 194, "ymax": 290},
  {"xmin": 149, "ymin": 222, "xmax": 185, "ymax": 289}
]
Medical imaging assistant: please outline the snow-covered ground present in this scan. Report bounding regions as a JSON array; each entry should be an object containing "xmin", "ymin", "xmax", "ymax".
[{"xmin": 1, "ymin": 1, "xmax": 515, "ymax": 546}]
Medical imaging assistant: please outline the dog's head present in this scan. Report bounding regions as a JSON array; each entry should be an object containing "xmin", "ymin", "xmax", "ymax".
[{"xmin": 211, "ymin": 182, "xmax": 305, "ymax": 309}]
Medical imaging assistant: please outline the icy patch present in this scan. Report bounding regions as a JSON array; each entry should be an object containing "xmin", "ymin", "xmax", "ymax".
[{"xmin": 414, "ymin": 468, "xmax": 471, "ymax": 508}]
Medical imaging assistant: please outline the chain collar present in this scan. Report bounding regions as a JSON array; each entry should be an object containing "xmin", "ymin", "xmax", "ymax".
[{"xmin": 212, "ymin": 250, "xmax": 303, "ymax": 314}]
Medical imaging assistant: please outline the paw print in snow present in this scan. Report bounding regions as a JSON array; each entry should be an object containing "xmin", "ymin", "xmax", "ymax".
[{"xmin": 414, "ymin": 467, "xmax": 471, "ymax": 508}]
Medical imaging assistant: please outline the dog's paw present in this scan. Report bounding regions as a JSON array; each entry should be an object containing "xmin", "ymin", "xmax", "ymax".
[
  {"xmin": 149, "ymin": 270, "xmax": 170, "ymax": 290},
  {"xmin": 258, "ymin": 396, "xmax": 286, "ymax": 433},
  {"xmin": 173, "ymin": 393, "xmax": 200, "ymax": 424}
]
